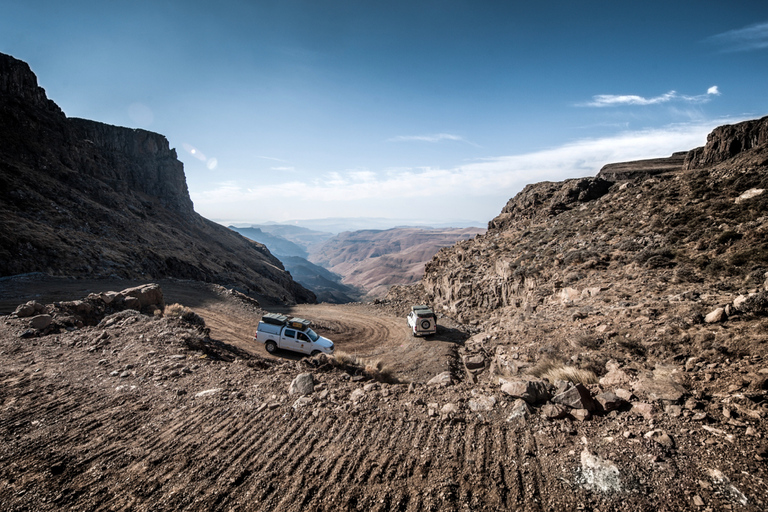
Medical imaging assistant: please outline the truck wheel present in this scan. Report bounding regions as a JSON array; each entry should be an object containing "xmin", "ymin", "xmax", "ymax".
[
  {"xmin": 311, "ymin": 350, "xmax": 321, "ymax": 356},
  {"xmin": 265, "ymin": 341, "xmax": 277, "ymax": 353},
  {"xmin": 421, "ymin": 320, "xmax": 431, "ymax": 330}
]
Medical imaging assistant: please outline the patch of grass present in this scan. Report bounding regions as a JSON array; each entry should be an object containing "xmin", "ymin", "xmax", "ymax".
[
  {"xmin": 164, "ymin": 303, "xmax": 205, "ymax": 327},
  {"xmin": 528, "ymin": 357, "xmax": 598, "ymax": 385},
  {"xmin": 541, "ymin": 366, "xmax": 599, "ymax": 385}
]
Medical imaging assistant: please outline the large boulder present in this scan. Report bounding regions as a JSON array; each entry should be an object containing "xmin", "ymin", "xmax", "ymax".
[
  {"xmin": 289, "ymin": 373, "xmax": 315, "ymax": 396},
  {"xmin": 500, "ymin": 379, "xmax": 552, "ymax": 405},
  {"xmin": 120, "ymin": 284, "xmax": 164, "ymax": 312},
  {"xmin": 552, "ymin": 383, "xmax": 597, "ymax": 412}
]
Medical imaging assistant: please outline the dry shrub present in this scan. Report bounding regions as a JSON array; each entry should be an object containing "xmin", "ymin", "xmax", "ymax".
[
  {"xmin": 165, "ymin": 303, "xmax": 186, "ymax": 317},
  {"xmin": 528, "ymin": 357, "xmax": 598, "ymax": 385},
  {"xmin": 529, "ymin": 357, "xmax": 561, "ymax": 378},
  {"xmin": 164, "ymin": 303, "xmax": 205, "ymax": 327},
  {"xmin": 541, "ymin": 366, "xmax": 598, "ymax": 385}
]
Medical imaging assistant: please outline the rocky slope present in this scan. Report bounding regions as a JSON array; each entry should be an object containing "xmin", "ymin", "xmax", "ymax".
[
  {"xmin": 388, "ymin": 115, "xmax": 768, "ymax": 431},
  {"xmin": 0, "ymin": 52, "xmax": 314, "ymax": 304},
  {"xmin": 311, "ymin": 227, "xmax": 485, "ymax": 298}
]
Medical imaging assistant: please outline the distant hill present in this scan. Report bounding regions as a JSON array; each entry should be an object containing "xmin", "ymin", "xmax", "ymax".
[
  {"xmin": 230, "ymin": 225, "xmax": 361, "ymax": 303},
  {"xmin": 228, "ymin": 226, "xmax": 309, "ymax": 259},
  {"xmin": 248, "ymin": 224, "xmax": 334, "ymax": 251},
  {"xmin": 0, "ymin": 52, "xmax": 314, "ymax": 304},
  {"xmin": 310, "ymin": 227, "xmax": 486, "ymax": 298},
  {"xmin": 278, "ymin": 256, "xmax": 363, "ymax": 303}
]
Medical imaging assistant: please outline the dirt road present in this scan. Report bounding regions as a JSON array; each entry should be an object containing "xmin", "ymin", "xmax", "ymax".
[{"xmin": 1, "ymin": 277, "xmax": 766, "ymax": 511}]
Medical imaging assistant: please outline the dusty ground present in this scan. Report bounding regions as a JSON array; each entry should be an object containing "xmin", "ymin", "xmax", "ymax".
[{"xmin": 1, "ymin": 276, "xmax": 767, "ymax": 511}]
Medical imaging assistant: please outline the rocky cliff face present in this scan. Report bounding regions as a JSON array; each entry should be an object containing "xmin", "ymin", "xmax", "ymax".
[
  {"xmin": 597, "ymin": 152, "xmax": 687, "ymax": 181},
  {"xmin": 69, "ymin": 118, "xmax": 194, "ymax": 214},
  {"xmin": 0, "ymin": 52, "xmax": 314, "ymax": 304},
  {"xmin": 685, "ymin": 115, "xmax": 768, "ymax": 170}
]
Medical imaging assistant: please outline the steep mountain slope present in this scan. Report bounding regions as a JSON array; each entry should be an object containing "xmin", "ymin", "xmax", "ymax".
[
  {"xmin": 0, "ymin": 52, "xmax": 314, "ymax": 304},
  {"xmin": 388, "ymin": 115, "xmax": 768, "ymax": 392},
  {"xmin": 230, "ymin": 225, "xmax": 362, "ymax": 303},
  {"xmin": 311, "ymin": 227, "xmax": 485, "ymax": 298}
]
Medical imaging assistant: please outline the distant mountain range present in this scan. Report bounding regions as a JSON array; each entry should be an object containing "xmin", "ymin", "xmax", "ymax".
[
  {"xmin": 236, "ymin": 217, "xmax": 485, "ymax": 234},
  {"xmin": 231, "ymin": 224, "xmax": 486, "ymax": 302}
]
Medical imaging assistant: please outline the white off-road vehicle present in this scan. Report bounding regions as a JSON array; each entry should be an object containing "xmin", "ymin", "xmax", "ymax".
[
  {"xmin": 254, "ymin": 313, "xmax": 334, "ymax": 355},
  {"xmin": 407, "ymin": 305, "xmax": 437, "ymax": 337}
]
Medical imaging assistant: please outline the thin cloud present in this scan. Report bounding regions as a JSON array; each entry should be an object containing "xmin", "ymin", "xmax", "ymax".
[
  {"xmin": 257, "ymin": 155, "xmax": 290, "ymax": 163},
  {"xmin": 708, "ymin": 21, "xmax": 768, "ymax": 52},
  {"xmin": 388, "ymin": 133, "xmax": 479, "ymax": 146},
  {"xmin": 581, "ymin": 87, "xmax": 720, "ymax": 108},
  {"xmin": 192, "ymin": 118, "xmax": 745, "ymax": 223}
]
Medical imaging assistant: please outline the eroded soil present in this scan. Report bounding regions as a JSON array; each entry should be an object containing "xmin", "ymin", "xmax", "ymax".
[{"xmin": 1, "ymin": 277, "xmax": 767, "ymax": 511}]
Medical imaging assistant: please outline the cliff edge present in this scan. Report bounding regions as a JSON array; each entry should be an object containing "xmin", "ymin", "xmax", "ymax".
[{"xmin": 0, "ymin": 52, "xmax": 315, "ymax": 304}]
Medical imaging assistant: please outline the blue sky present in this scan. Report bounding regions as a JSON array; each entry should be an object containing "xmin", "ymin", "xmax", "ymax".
[{"xmin": 3, "ymin": 1, "xmax": 768, "ymax": 227}]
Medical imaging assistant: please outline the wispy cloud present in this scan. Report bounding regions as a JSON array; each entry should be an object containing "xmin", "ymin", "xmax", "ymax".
[
  {"xmin": 708, "ymin": 21, "xmax": 768, "ymax": 52},
  {"xmin": 192, "ymin": 118, "xmax": 745, "ymax": 223},
  {"xmin": 270, "ymin": 166, "xmax": 295, "ymax": 172},
  {"xmin": 257, "ymin": 155, "xmax": 290, "ymax": 163},
  {"xmin": 388, "ymin": 133, "xmax": 479, "ymax": 146},
  {"xmin": 581, "ymin": 87, "xmax": 720, "ymax": 108}
]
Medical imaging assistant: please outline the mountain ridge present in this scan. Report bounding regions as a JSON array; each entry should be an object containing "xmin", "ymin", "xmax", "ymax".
[{"xmin": 0, "ymin": 52, "xmax": 314, "ymax": 304}]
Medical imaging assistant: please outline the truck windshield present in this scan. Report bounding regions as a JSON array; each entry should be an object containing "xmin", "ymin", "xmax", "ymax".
[{"xmin": 306, "ymin": 328, "xmax": 319, "ymax": 342}]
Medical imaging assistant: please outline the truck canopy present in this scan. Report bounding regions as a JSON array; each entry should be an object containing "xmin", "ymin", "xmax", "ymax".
[{"xmin": 411, "ymin": 305, "xmax": 436, "ymax": 318}]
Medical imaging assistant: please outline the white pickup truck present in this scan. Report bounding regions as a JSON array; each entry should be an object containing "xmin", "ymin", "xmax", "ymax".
[
  {"xmin": 254, "ymin": 313, "xmax": 335, "ymax": 356},
  {"xmin": 407, "ymin": 305, "xmax": 437, "ymax": 337}
]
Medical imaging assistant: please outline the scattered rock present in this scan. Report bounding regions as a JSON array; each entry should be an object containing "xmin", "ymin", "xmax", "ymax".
[
  {"xmin": 644, "ymin": 429, "xmax": 674, "ymax": 448},
  {"xmin": 289, "ymin": 373, "xmax": 315, "ymax": 396},
  {"xmin": 704, "ymin": 307, "xmax": 726, "ymax": 323},
  {"xmin": 541, "ymin": 403, "xmax": 568, "ymax": 420},
  {"xmin": 28, "ymin": 314, "xmax": 52, "ymax": 330},
  {"xmin": 571, "ymin": 409, "xmax": 591, "ymax": 421},
  {"xmin": 14, "ymin": 301, "xmax": 43, "ymax": 318},
  {"xmin": 506, "ymin": 399, "xmax": 531, "ymax": 421},
  {"xmin": 552, "ymin": 383, "xmax": 596, "ymax": 412},
  {"xmin": 292, "ymin": 396, "xmax": 313, "ymax": 409},
  {"xmin": 579, "ymin": 449, "xmax": 622, "ymax": 493},
  {"xmin": 631, "ymin": 402, "xmax": 657, "ymax": 421},
  {"xmin": 463, "ymin": 353, "xmax": 485, "ymax": 370},
  {"xmin": 440, "ymin": 403, "xmax": 459, "ymax": 417},
  {"xmin": 194, "ymin": 389, "xmax": 220, "ymax": 398},
  {"xmin": 427, "ymin": 371, "xmax": 454, "ymax": 387},
  {"xmin": 735, "ymin": 188, "xmax": 764, "ymax": 203},
  {"xmin": 468, "ymin": 395, "xmax": 496, "ymax": 412},
  {"xmin": 349, "ymin": 388, "xmax": 366, "ymax": 402},
  {"xmin": 595, "ymin": 392, "xmax": 625, "ymax": 412}
]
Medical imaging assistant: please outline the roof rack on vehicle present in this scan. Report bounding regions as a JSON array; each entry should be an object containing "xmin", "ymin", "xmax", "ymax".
[{"xmin": 261, "ymin": 313, "xmax": 288, "ymax": 326}]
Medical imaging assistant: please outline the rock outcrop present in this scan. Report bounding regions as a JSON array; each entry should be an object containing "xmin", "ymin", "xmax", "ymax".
[
  {"xmin": 0, "ymin": 52, "xmax": 314, "ymax": 304},
  {"xmin": 597, "ymin": 151, "xmax": 687, "ymax": 181},
  {"xmin": 69, "ymin": 118, "xmax": 193, "ymax": 214},
  {"xmin": 684, "ymin": 115, "xmax": 768, "ymax": 169}
]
